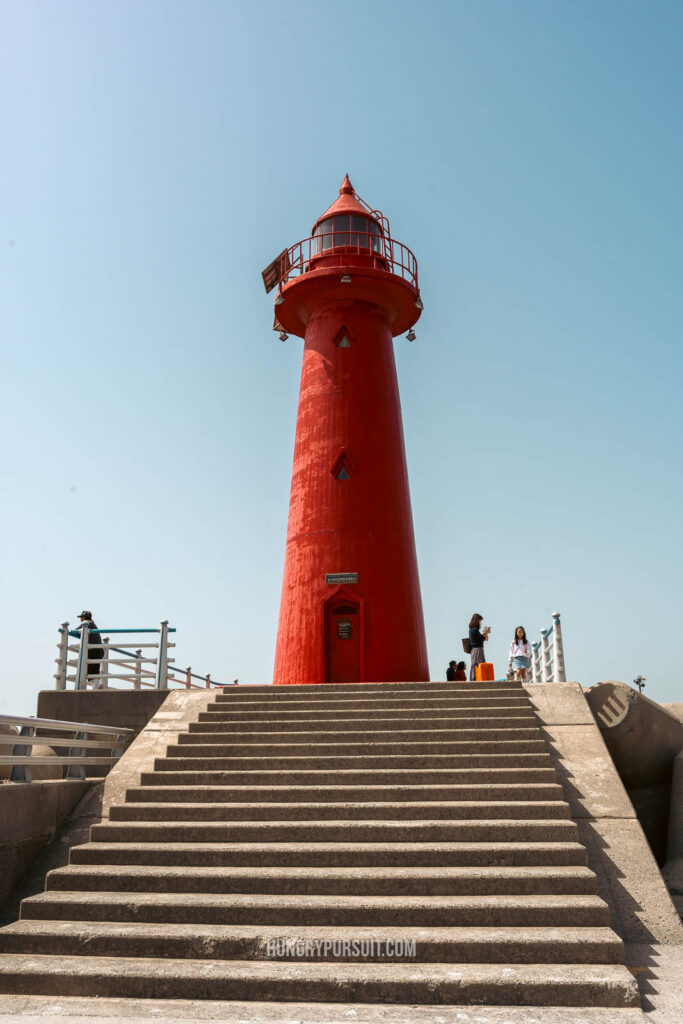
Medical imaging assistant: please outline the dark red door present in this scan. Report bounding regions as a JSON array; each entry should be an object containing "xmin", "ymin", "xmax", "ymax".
[{"xmin": 324, "ymin": 602, "xmax": 361, "ymax": 682}]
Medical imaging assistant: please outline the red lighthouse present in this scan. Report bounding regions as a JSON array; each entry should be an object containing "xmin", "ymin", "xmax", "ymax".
[{"xmin": 268, "ymin": 176, "xmax": 428, "ymax": 685}]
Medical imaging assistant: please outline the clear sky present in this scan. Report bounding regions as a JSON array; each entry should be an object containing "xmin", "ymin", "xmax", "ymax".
[{"xmin": 1, "ymin": 0, "xmax": 682, "ymax": 717}]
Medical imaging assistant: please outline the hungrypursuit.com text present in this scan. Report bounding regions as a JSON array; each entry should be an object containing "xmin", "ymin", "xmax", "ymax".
[{"xmin": 267, "ymin": 938, "xmax": 417, "ymax": 959}]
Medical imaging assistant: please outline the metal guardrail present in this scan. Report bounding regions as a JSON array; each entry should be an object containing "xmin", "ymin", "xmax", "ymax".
[
  {"xmin": 529, "ymin": 612, "xmax": 567, "ymax": 683},
  {"xmin": 54, "ymin": 620, "xmax": 227, "ymax": 691},
  {"xmin": 275, "ymin": 230, "xmax": 419, "ymax": 292},
  {"xmin": 0, "ymin": 714, "xmax": 134, "ymax": 783}
]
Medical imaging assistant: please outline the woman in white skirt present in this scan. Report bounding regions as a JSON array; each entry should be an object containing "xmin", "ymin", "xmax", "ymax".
[{"xmin": 508, "ymin": 626, "xmax": 531, "ymax": 681}]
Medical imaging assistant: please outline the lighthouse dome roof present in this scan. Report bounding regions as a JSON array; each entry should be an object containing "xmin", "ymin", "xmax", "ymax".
[{"xmin": 312, "ymin": 175, "xmax": 377, "ymax": 231}]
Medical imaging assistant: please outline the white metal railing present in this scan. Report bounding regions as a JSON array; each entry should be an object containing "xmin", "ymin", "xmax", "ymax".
[
  {"xmin": 54, "ymin": 620, "xmax": 226, "ymax": 691},
  {"xmin": 530, "ymin": 612, "xmax": 567, "ymax": 683},
  {"xmin": 0, "ymin": 714, "xmax": 134, "ymax": 782}
]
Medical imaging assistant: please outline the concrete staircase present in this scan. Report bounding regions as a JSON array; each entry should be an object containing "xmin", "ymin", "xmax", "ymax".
[{"xmin": 0, "ymin": 681, "xmax": 639, "ymax": 1007}]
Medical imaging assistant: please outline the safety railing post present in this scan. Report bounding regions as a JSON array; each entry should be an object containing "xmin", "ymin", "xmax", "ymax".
[
  {"xmin": 205, "ymin": 673, "xmax": 211, "ymax": 689},
  {"xmin": 540, "ymin": 628, "xmax": 552, "ymax": 683},
  {"xmin": 134, "ymin": 650, "xmax": 142, "ymax": 690},
  {"xmin": 185, "ymin": 667, "xmax": 192, "ymax": 689},
  {"xmin": 9, "ymin": 725, "xmax": 35, "ymax": 783},
  {"xmin": 531, "ymin": 641, "xmax": 541, "ymax": 683},
  {"xmin": 155, "ymin": 620, "xmax": 169, "ymax": 690},
  {"xmin": 75, "ymin": 626, "xmax": 90, "ymax": 690},
  {"xmin": 54, "ymin": 621, "xmax": 70, "ymax": 690},
  {"xmin": 66, "ymin": 731, "xmax": 87, "ymax": 780},
  {"xmin": 552, "ymin": 612, "xmax": 566, "ymax": 682},
  {"xmin": 99, "ymin": 637, "xmax": 109, "ymax": 690}
]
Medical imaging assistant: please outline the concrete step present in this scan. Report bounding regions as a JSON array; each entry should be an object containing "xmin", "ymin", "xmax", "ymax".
[
  {"xmin": 214, "ymin": 681, "xmax": 525, "ymax": 694},
  {"xmin": 69, "ymin": 841, "xmax": 589, "ymax": 868},
  {"xmin": 0, "ymin": 921, "xmax": 625, "ymax": 964},
  {"xmin": 125, "ymin": 783, "xmax": 565, "ymax": 804},
  {"xmin": 0, "ymin": 676, "xmax": 638, "ymax": 1014},
  {"xmin": 207, "ymin": 696, "xmax": 533, "ymax": 712},
  {"xmin": 212, "ymin": 684, "xmax": 526, "ymax": 701},
  {"xmin": 19, "ymin": 891, "xmax": 611, "ymax": 927},
  {"xmin": 0, "ymin": 953, "xmax": 640, "ymax": 1005},
  {"xmin": 164, "ymin": 740, "xmax": 548, "ymax": 758},
  {"xmin": 44, "ymin": 864, "xmax": 598, "ymax": 896},
  {"xmin": 153, "ymin": 753, "xmax": 554, "ymax": 771},
  {"xmin": 90, "ymin": 819, "xmax": 579, "ymax": 843},
  {"xmin": 109, "ymin": 800, "xmax": 572, "ymax": 822},
  {"xmin": 139, "ymin": 767, "xmax": 560, "ymax": 787},
  {"xmin": 175, "ymin": 727, "xmax": 544, "ymax": 745},
  {"xmin": 194, "ymin": 708, "xmax": 538, "ymax": 726}
]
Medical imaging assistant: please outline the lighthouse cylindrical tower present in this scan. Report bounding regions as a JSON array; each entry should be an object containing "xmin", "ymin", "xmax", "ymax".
[{"xmin": 271, "ymin": 176, "xmax": 428, "ymax": 685}]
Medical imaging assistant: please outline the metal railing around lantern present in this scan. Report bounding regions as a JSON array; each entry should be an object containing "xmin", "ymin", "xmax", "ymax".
[{"xmin": 275, "ymin": 231, "xmax": 419, "ymax": 292}]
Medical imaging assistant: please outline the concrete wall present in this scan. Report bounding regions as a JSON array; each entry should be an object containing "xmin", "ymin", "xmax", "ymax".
[
  {"xmin": 0, "ymin": 780, "xmax": 90, "ymax": 913},
  {"xmin": 101, "ymin": 688, "xmax": 217, "ymax": 816},
  {"xmin": 525, "ymin": 682, "xmax": 683, "ymax": 945},
  {"xmin": 34, "ymin": 690, "xmax": 172, "ymax": 779},
  {"xmin": 664, "ymin": 703, "xmax": 683, "ymax": 723},
  {"xmin": 37, "ymin": 689, "xmax": 169, "ymax": 736},
  {"xmin": 584, "ymin": 682, "xmax": 683, "ymax": 866},
  {"xmin": 1, "ymin": 691, "xmax": 170, "ymax": 913}
]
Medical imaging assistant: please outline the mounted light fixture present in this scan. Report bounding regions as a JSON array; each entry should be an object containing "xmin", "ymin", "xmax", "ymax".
[
  {"xmin": 279, "ymin": 331, "xmax": 288, "ymax": 342},
  {"xmin": 340, "ymin": 273, "xmax": 352, "ymax": 283},
  {"xmin": 406, "ymin": 329, "xmax": 416, "ymax": 342},
  {"xmin": 414, "ymin": 295, "xmax": 424, "ymax": 310},
  {"xmin": 275, "ymin": 292, "xmax": 285, "ymax": 306}
]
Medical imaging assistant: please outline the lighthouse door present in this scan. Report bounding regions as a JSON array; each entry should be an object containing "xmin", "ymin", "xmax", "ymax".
[{"xmin": 324, "ymin": 601, "xmax": 361, "ymax": 683}]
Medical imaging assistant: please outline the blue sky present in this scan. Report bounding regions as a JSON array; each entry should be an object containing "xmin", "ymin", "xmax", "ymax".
[{"xmin": 1, "ymin": 0, "xmax": 681, "ymax": 716}]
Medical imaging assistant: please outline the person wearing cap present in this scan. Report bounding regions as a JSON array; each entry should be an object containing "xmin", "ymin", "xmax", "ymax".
[{"xmin": 75, "ymin": 611, "xmax": 104, "ymax": 686}]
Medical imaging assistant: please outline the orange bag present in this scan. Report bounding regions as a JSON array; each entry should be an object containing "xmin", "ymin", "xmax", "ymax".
[{"xmin": 475, "ymin": 662, "xmax": 495, "ymax": 682}]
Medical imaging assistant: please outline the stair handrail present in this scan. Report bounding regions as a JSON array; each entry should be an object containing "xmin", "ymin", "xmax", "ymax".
[
  {"xmin": 530, "ymin": 612, "xmax": 567, "ymax": 683},
  {"xmin": 0, "ymin": 713, "xmax": 134, "ymax": 783}
]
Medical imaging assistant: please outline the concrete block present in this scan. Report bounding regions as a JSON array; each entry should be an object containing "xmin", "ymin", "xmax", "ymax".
[
  {"xmin": 667, "ymin": 750, "xmax": 683, "ymax": 862},
  {"xmin": 101, "ymin": 690, "xmax": 216, "ymax": 817},
  {"xmin": 525, "ymin": 684, "xmax": 596, "ymax": 727},
  {"xmin": 584, "ymin": 682, "xmax": 683, "ymax": 789},
  {"xmin": 577, "ymin": 818, "xmax": 683, "ymax": 944},
  {"xmin": 36, "ymin": 690, "xmax": 169, "ymax": 736},
  {"xmin": 662, "ymin": 857, "xmax": 683, "ymax": 895},
  {"xmin": 539, "ymin": 725, "xmax": 635, "ymax": 820},
  {"xmin": 663, "ymin": 702, "xmax": 683, "ymax": 722},
  {"xmin": 0, "ymin": 781, "xmax": 90, "ymax": 911}
]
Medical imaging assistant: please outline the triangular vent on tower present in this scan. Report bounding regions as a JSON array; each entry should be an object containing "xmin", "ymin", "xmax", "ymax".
[
  {"xmin": 330, "ymin": 449, "xmax": 357, "ymax": 480},
  {"xmin": 333, "ymin": 326, "xmax": 354, "ymax": 349}
]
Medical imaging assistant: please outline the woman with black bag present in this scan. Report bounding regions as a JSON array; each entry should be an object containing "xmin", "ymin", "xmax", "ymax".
[{"xmin": 466, "ymin": 613, "xmax": 490, "ymax": 681}]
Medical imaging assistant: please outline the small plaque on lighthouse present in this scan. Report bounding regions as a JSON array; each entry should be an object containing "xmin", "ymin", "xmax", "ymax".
[{"xmin": 325, "ymin": 572, "xmax": 358, "ymax": 585}]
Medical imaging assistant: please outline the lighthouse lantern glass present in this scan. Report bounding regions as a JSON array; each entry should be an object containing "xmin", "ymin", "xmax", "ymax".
[{"xmin": 313, "ymin": 214, "xmax": 382, "ymax": 254}]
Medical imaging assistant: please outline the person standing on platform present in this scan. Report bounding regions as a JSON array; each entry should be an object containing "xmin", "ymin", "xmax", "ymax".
[
  {"xmin": 75, "ymin": 610, "xmax": 104, "ymax": 687},
  {"xmin": 508, "ymin": 626, "xmax": 531, "ymax": 681},
  {"xmin": 468, "ymin": 613, "xmax": 491, "ymax": 681}
]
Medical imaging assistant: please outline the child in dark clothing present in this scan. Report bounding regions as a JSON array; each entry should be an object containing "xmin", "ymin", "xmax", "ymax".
[{"xmin": 446, "ymin": 660, "xmax": 468, "ymax": 681}]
